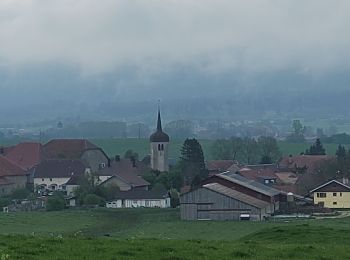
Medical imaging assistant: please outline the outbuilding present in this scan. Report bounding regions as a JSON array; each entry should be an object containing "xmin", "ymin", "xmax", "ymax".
[{"xmin": 180, "ymin": 183, "xmax": 271, "ymax": 221}]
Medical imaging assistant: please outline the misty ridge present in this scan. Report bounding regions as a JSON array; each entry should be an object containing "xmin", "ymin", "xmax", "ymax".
[{"xmin": 1, "ymin": 0, "xmax": 350, "ymax": 127}]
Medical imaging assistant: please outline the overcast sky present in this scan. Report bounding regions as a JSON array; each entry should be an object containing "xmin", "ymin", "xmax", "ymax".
[{"xmin": 0, "ymin": 0, "xmax": 349, "ymax": 75}]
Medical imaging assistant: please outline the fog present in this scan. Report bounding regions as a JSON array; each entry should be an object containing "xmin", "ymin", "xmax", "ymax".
[{"xmin": 0, "ymin": 1, "xmax": 350, "ymax": 123}]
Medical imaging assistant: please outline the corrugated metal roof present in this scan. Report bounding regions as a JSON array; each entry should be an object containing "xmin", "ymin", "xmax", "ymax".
[
  {"xmin": 203, "ymin": 183, "xmax": 270, "ymax": 209},
  {"xmin": 219, "ymin": 171, "xmax": 282, "ymax": 196}
]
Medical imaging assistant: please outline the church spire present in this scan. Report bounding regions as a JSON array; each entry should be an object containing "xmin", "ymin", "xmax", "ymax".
[{"xmin": 157, "ymin": 107, "xmax": 162, "ymax": 132}]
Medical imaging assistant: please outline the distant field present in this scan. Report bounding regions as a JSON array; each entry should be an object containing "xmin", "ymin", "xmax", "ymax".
[
  {"xmin": 92, "ymin": 138, "xmax": 348, "ymax": 161},
  {"xmin": 1, "ymin": 137, "xmax": 348, "ymax": 161},
  {"xmin": 0, "ymin": 209, "xmax": 350, "ymax": 259}
]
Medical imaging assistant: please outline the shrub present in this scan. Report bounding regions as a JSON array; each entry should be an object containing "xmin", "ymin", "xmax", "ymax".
[
  {"xmin": 83, "ymin": 194, "xmax": 105, "ymax": 206},
  {"xmin": 10, "ymin": 188, "xmax": 31, "ymax": 200},
  {"xmin": 0, "ymin": 198, "xmax": 11, "ymax": 208},
  {"xmin": 46, "ymin": 196, "xmax": 66, "ymax": 211}
]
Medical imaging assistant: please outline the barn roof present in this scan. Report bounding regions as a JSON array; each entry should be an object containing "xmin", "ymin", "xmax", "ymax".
[
  {"xmin": 219, "ymin": 171, "xmax": 282, "ymax": 197},
  {"xmin": 203, "ymin": 183, "xmax": 270, "ymax": 209}
]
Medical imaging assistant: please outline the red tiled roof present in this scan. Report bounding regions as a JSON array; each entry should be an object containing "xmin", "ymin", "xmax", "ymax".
[
  {"xmin": 43, "ymin": 139, "xmax": 98, "ymax": 159},
  {"xmin": 279, "ymin": 155, "xmax": 334, "ymax": 173},
  {"xmin": 0, "ymin": 155, "xmax": 26, "ymax": 177},
  {"xmin": 239, "ymin": 168, "xmax": 278, "ymax": 182},
  {"xmin": 5, "ymin": 142, "xmax": 44, "ymax": 170},
  {"xmin": 206, "ymin": 160, "xmax": 235, "ymax": 171}
]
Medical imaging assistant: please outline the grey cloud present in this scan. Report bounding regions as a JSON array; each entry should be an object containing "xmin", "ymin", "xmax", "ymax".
[{"xmin": 0, "ymin": 0, "xmax": 349, "ymax": 74}]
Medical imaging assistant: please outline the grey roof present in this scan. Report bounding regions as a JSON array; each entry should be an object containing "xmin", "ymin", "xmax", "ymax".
[
  {"xmin": 309, "ymin": 179, "xmax": 350, "ymax": 193},
  {"xmin": 219, "ymin": 171, "xmax": 282, "ymax": 197},
  {"xmin": 34, "ymin": 159, "xmax": 86, "ymax": 178},
  {"xmin": 203, "ymin": 183, "xmax": 270, "ymax": 209},
  {"xmin": 97, "ymin": 160, "xmax": 150, "ymax": 187}
]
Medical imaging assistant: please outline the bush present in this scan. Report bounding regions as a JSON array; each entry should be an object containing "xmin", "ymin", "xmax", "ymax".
[
  {"xmin": 10, "ymin": 188, "xmax": 31, "ymax": 200},
  {"xmin": 46, "ymin": 196, "xmax": 66, "ymax": 211},
  {"xmin": 0, "ymin": 198, "xmax": 11, "ymax": 208},
  {"xmin": 83, "ymin": 194, "xmax": 105, "ymax": 206}
]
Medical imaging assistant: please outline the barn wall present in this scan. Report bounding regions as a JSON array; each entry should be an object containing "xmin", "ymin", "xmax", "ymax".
[{"xmin": 180, "ymin": 188, "xmax": 269, "ymax": 221}]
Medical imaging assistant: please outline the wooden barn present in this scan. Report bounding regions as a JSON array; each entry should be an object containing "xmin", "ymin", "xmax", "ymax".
[{"xmin": 180, "ymin": 183, "xmax": 272, "ymax": 221}]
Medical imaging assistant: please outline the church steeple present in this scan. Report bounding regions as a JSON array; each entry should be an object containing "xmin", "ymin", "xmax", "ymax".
[
  {"xmin": 150, "ymin": 104, "xmax": 170, "ymax": 172},
  {"xmin": 157, "ymin": 108, "xmax": 162, "ymax": 132}
]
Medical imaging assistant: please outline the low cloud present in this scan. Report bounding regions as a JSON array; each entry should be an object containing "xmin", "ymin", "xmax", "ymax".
[{"xmin": 0, "ymin": 0, "xmax": 349, "ymax": 75}]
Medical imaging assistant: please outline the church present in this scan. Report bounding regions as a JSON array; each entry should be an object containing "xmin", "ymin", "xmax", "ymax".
[{"xmin": 150, "ymin": 109, "xmax": 170, "ymax": 172}]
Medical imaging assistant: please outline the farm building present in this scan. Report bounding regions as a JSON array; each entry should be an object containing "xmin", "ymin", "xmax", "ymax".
[
  {"xmin": 310, "ymin": 179, "xmax": 350, "ymax": 208},
  {"xmin": 106, "ymin": 189, "xmax": 170, "ymax": 208},
  {"xmin": 201, "ymin": 171, "xmax": 285, "ymax": 213},
  {"xmin": 180, "ymin": 183, "xmax": 271, "ymax": 221}
]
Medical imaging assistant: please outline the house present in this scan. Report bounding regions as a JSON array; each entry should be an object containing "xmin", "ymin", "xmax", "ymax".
[
  {"xmin": 106, "ymin": 189, "xmax": 170, "ymax": 208},
  {"xmin": 97, "ymin": 159, "xmax": 150, "ymax": 191},
  {"xmin": 279, "ymin": 155, "xmax": 333, "ymax": 174},
  {"xmin": 33, "ymin": 159, "xmax": 88, "ymax": 193},
  {"xmin": 201, "ymin": 171, "xmax": 285, "ymax": 213},
  {"xmin": 0, "ymin": 156, "xmax": 28, "ymax": 195},
  {"xmin": 180, "ymin": 183, "xmax": 271, "ymax": 221},
  {"xmin": 43, "ymin": 139, "xmax": 110, "ymax": 172},
  {"xmin": 310, "ymin": 179, "xmax": 350, "ymax": 208}
]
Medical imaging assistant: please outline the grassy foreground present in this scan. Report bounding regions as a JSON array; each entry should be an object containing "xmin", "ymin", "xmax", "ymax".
[{"xmin": 0, "ymin": 209, "xmax": 350, "ymax": 259}]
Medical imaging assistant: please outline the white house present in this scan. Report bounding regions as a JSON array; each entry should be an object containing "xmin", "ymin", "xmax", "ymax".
[
  {"xmin": 106, "ymin": 189, "xmax": 171, "ymax": 209},
  {"xmin": 33, "ymin": 159, "xmax": 88, "ymax": 193}
]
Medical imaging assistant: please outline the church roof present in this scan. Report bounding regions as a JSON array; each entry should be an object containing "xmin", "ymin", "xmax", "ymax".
[{"xmin": 150, "ymin": 109, "xmax": 169, "ymax": 142}]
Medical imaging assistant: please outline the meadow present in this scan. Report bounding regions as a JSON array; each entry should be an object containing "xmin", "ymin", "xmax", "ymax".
[
  {"xmin": 92, "ymin": 138, "xmax": 348, "ymax": 161},
  {"xmin": 0, "ymin": 209, "xmax": 350, "ymax": 259}
]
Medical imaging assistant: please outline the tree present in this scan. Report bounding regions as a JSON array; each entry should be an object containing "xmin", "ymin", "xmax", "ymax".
[
  {"xmin": 180, "ymin": 138, "xmax": 208, "ymax": 185},
  {"xmin": 257, "ymin": 136, "xmax": 282, "ymax": 164},
  {"xmin": 83, "ymin": 194, "xmax": 105, "ymax": 206},
  {"xmin": 124, "ymin": 149, "xmax": 139, "ymax": 161},
  {"xmin": 241, "ymin": 137, "xmax": 259, "ymax": 164},
  {"xmin": 286, "ymin": 120, "xmax": 306, "ymax": 143},
  {"xmin": 46, "ymin": 193, "xmax": 66, "ymax": 211},
  {"xmin": 336, "ymin": 144, "xmax": 347, "ymax": 159},
  {"xmin": 305, "ymin": 138, "xmax": 326, "ymax": 155}
]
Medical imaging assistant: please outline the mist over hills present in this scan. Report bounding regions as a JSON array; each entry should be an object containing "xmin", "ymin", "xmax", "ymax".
[{"xmin": 1, "ymin": 63, "xmax": 349, "ymax": 125}]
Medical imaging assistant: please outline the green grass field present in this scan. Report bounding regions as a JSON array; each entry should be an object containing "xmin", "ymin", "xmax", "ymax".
[{"xmin": 0, "ymin": 209, "xmax": 350, "ymax": 259}]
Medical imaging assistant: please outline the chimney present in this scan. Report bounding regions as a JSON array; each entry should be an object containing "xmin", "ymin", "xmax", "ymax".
[
  {"xmin": 288, "ymin": 155, "xmax": 293, "ymax": 164},
  {"xmin": 342, "ymin": 177, "xmax": 349, "ymax": 185},
  {"xmin": 130, "ymin": 156, "xmax": 136, "ymax": 167}
]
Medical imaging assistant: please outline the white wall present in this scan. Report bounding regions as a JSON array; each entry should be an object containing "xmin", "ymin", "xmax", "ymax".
[
  {"xmin": 34, "ymin": 177, "xmax": 70, "ymax": 190},
  {"xmin": 106, "ymin": 198, "xmax": 170, "ymax": 208}
]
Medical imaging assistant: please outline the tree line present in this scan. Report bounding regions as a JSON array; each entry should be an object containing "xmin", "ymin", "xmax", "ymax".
[{"xmin": 210, "ymin": 136, "xmax": 282, "ymax": 164}]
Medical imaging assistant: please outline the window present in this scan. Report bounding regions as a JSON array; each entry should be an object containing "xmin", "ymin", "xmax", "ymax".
[
  {"xmin": 340, "ymin": 192, "xmax": 343, "ymax": 197},
  {"xmin": 317, "ymin": 192, "xmax": 326, "ymax": 198},
  {"xmin": 333, "ymin": 193, "xmax": 337, "ymax": 197},
  {"xmin": 42, "ymin": 178, "xmax": 44, "ymax": 181},
  {"xmin": 333, "ymin": 202, "xmax": 337, "ymax": 205},
  {"xmin": 99, "ymin": 163, "xmax": 106, "ymax": 169},
  {"xmin": 161, "ymin": 144, "xmax": 164, "ymax": 150},
  {"xmin": 50, "ymin": 178, "xmax": 52, "ymax": 181}
]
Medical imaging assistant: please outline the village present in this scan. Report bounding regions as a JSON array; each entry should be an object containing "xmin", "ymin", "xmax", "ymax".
[{"xmin": 0, "ymin": 109, "xmax": 348, "ymax": 222}]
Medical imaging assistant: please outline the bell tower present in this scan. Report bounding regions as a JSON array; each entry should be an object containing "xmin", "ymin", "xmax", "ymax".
[{"xmin": 150, "ymin": 107, "xmax": 169, "ymax": 172}]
